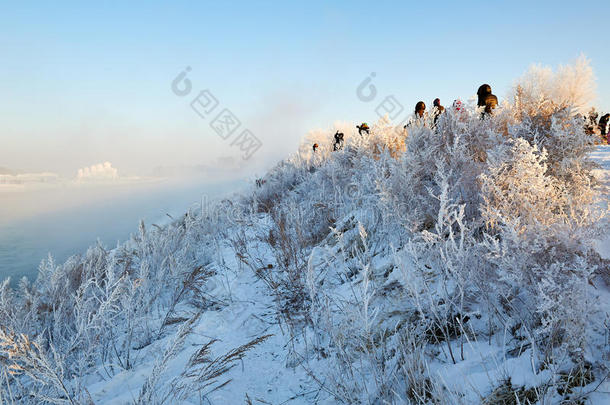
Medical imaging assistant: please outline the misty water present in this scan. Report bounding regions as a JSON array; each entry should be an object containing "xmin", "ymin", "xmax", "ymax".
[{"xmin": 0, "ymin": 178, "xmax": 244, "ymax": 286}]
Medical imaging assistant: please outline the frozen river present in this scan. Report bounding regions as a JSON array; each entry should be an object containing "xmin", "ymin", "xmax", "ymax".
[{"xmin": 0, "ymin": 178, "xmax": 244, "ymax": 286}]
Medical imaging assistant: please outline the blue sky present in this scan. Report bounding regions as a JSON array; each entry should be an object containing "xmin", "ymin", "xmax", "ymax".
[{"xmin": 1, "ymin": 0, "xmax": 608, "ymax": 175}]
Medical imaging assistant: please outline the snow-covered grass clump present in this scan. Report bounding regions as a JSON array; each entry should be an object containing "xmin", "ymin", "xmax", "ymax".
[{"xmin": 1, "ymin": 58, "xmax": 609, "ymax": 404}]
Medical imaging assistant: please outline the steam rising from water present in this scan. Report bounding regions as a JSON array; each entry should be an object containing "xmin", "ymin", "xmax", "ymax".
[
  {"xmin": 0, "ymin": 176, "xmax": 244, "ymax": 286},
  {"xmin": 77, "ymin": 161, "xmax": 119, "ymax": 181}
]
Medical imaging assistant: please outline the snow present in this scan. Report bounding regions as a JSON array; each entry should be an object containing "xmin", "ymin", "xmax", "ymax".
[
  {"xmin": 81, "ymin": 233, "xmax": 319, "ymax": 404},
  {"xmin": 592, "ymin": 145, "xmax": 610, "ymax": 259},
  {"xmin": 77, "ymin": 143, "xmax": 610, "ymax": 404},
  {"xmin": 2, "ymin": 73, "xmax": 610, "ymax": 403}
]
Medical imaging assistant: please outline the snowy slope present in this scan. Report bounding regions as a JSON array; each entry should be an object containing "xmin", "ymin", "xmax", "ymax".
[
  {"xmin": 2, "ymin": 107, "xmax": 609, "ymax": 404},
  {"xmin": 85, "ymin": 238, "xmax": 321, "ymax": 404},
  {"xmin": 77, "ymin": 146, "xmax": 610, "ymax": 404}
]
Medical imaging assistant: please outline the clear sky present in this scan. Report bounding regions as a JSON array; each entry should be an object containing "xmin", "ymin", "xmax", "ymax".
[{"xmin": 2, "ymin": 0, "xmax": 608, "ymax": 176}]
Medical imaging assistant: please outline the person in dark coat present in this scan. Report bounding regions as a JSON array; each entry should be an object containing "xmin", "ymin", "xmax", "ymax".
[
  {"xmin": 333, "ymin": 131, "xmax": 344, "ymax": 151},
  {"xmin": 432, "ymin": 98, "xmax": 445, "ymax": 126},
  {"xmin": 477, "ymin": 84, "xmax": 498, "ymax": 115},
  {"xmin": 415, "ymin": 101, "xmax": 426, "ymax": 118},
  {"xmin": 599, "ymin": 113, "xmax": 609, "ymax": 136}
]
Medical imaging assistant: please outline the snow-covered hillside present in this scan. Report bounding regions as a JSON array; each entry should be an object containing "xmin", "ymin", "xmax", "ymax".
[{"xmin": 1, "ymin": 61, "xmax": 609, "ymax": 404}]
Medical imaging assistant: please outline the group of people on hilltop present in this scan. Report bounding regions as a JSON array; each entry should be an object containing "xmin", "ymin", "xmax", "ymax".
[
  {"xmin": 403, "ymin": 84, "xmax": 498, "ymax": 130},
  {"xmin": 259, "ymin": 83, "xmax": 606, "ymax": 188},
  {"xmin": 329, "ymin": 123, "xmax": 369, "ymax": 151},
  {"xmin": 314, "ymin": 84, "xmax": 500, "ymax": 152},
  {"xmin": 404, "ymin": 98, "xmax": 447, "ymax": 128}
]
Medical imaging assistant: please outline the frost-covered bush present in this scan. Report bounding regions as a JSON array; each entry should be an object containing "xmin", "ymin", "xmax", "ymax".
[
  {"xmin": 510, "ymin": 55, "xmax": 596, "ymax": 117},
  {"xmin": 381, "ymin": 108, "xmax": 490, "ymax": 232},
  {"xmin": 475, "ymin": 58, "xmax": 605, "ymax": 367},
  {"xmin": 480, "ymin": 138, "xmax": 561, "ymax": 234},
  {"xmin": 479, "ymin": 137, "xmax": 604, "ymax": 367},
  {"xmin": 291, "ymin": 58, "xmax": 606, "ymax": 402},
  {"xmin": 0, "ymin": 209, "xmax": 222, "ymax": 403}
]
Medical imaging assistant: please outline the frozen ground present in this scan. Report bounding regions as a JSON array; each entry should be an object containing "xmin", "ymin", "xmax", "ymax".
[
  {"xmin": 2, "ymin": 119, "xmax": 608, "ymax": 404},
  {"xmin": 80, "ymin": 146, "xmax": 610, "ymax": 404}
]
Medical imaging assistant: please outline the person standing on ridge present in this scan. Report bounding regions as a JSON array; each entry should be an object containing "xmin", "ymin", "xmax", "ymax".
[
  {"xmin": 452, "ymin": 99, "xmax": 468, "ymax": 121},
  {"xmin": 407, "ymin": 101, "xmax": 428, "ymax": 128},
  {"xmin": 357, "ymin": 122, "xmax": 370, "ymax": 136},
  {"xmin": 477, "ymin": 84, "xmax": 498, "ymax": 116},
  {"xmin": 333, "ymin": 131, "xmax": 344, "ymax": 151},
  {"xmin": 598, "ymin": 113, "xmax": 609, "ymax": 138},
  {"xmin": 431, "ymin": 98, "xmax": 445, "ymax": 126}
]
